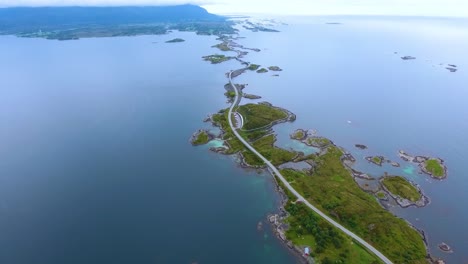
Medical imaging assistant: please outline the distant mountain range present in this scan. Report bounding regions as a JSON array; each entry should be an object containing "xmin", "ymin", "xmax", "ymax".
[{"xmin": 0, "ymin": 5, "xmax": 235, "ymax": 39}]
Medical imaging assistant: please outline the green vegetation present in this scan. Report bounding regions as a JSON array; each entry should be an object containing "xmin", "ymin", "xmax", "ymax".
[
  {"xmin": 276, "ymin": 176, "xmax": 382, "ymax": 264},
  {"xmin": 376, "ymin": 191, "xmax": 386, "ymax": 199},
  {"xmin": 237, "ymin": 103, "xmax": 288, "ymax": 130},
  {"xmin": 372, "ymin": 156, "xmax": 383, "ymax": 164},
  {"xmin": 307, "ymin": 137, "xmax": 331, "ymax": 148},
  {"xmin": 192, "ymin": 131, "xmax": 210, "ymax": 145},
  {"xmin": 425, "ymin": 159, "xmax": 445, "ymax": 177},
  {"xmin": 382, "ymin": 176, "xmax": 421, "ymax": 202},
  {"xmin": 202, "ymin": 54, "xmax": 232, "ymax": 64},
  {"xmin": 225, "ymin": 91, "xmax": 236, "ymax": 98},
  {"xmin": 166, "ymin": 38, "xmax": 185, "ymax": 43},
  {"xmin": 256, "ymin": 68, "xmax": 268, "ymax": 73},
  {"xmin": 280, "ymin": 146, "xmax": 427, "ymax": 264},
  {"xmin": 212, "ymin": 42, "xmax": 231, "ymax": 51},
  {"xmin": 268, "ymin": 66, "xmax": 282, "ymax": 71},
  {"xmin": 247, "ymin": 134, "xmax": 296, "ymax": 166},
  {"xmin": 211, "ymin": 109, "xmax": 295, "ymax": 167},
  {"xmin": 212, "ymin": 111, "xmax": 245, "ymax": 154},
  {"xmin": 248, "ymin": 64, "xmax": 260, "ymax": 71},
  {"xmin": 292, "ymin": 130, "xmax": 305, "ymax": 140}
]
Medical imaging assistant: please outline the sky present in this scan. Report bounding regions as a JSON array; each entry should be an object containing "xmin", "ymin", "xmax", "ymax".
[{"xmin": 0, "ymin": 0, "xmax": 467, "ymax": 17}]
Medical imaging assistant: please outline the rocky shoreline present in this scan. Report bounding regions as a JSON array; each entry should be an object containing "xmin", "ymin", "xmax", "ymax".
[
  {"xmin": 193, "ymin": 32, "xmax": 441, "ymax": 263},
  {"xmin": 267, "ymin": 175, "xmax": 314, "ymax": 264},
  {"xmin": 379, "ymin": 176, "xmax": 430, "ymax": 208},
  {"xmin": 189, "ymin": 129, "xmax": 216, "ymax": 146},
  {"xmin": 398, "ymin": 150, "xmax": 448, "ymax": 179}
]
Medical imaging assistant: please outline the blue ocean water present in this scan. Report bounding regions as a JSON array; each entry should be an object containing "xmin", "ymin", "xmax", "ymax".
[{"xmin": 0, "ymin": 32, "xmax": 298, "ymax": 263}]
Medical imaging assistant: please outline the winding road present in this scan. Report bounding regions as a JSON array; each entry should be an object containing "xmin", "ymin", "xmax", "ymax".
[{"xmin": 227, "ymin": 71, "xmax": 393, "ymax": 264}]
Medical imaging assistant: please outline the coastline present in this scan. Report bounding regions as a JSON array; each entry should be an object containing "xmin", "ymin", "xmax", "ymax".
[{"xmin": 191, "ymin": 23, "xmax": 442, "ymax": 263}]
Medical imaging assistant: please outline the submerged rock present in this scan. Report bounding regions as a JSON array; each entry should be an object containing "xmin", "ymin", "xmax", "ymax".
[
  {"xmin": 438, "ymin": 242, "xmax": 453, "ymax": 253},
  {"xmin": 355, "ymin": 144, "xmax": 368, "ymax": 150},
  {"xmin": 401, "ymin": 56, "xmax": 416, "ymax": 60}
]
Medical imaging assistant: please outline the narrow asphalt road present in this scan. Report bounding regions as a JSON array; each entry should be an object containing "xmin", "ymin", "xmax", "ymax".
[{"xmin": 227, "ymin": 71, "xmax": 393, "ymax": 264}]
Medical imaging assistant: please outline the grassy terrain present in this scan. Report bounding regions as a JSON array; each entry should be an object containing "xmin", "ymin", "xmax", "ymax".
[
  {"xmin": 280, "ymin": 146, "xmax": 427, "ymax": 264},
  {"xmin": 256, "ymin": 68, "xmax": 268, "ymax": 73},
  {"xmin": 307, "ymin": 137, "xmax": 331, "ymax": 148},
  {"xmin": 166, "ymin": 38, "xmax": 185, "ymax": 43},
  {"xmin": 237, "ymin": 103, "xmax": 288, "ymax": 130},
  {"xmin": 425, "ymin": 159, "xmax": 445, "ymax": 177},
  {"xmin": 382, "ymin": 176, "xmax": 421, "ymax": 202},
  {"xmin": 276, "ymin": 176, "xmax": 382, "ymax": 264},
  {"xmin": 372, "ymin": 156, "xmax": 383, "ymax": 164},
  {"xmin": 292, "ymin": 130, "xmax": 305, "ymax": 140},
  {"xmin": 249, "ymin": 134, "xmax": 296, "ymax": 166},
  {"xmin": 212, "ymin": 42, "xmax": 231, "ymax": 51},
  {"xmin": 202, "ymin": 54, "xmax": 232, "ymax": 64},
  {"xmin": 192, "ymin": 131, "xmax": 210, "ymax": 145},
  {"xmin": 212, "ymin": 110, "xmax": 264, "ymax": 165},
  {"xmin": 248, "ymin": 64, "xmax": 260, "ymax": 70},
  {"xmin": 225, "ymin": 91, "xmax": 236, "ymax": 98}
]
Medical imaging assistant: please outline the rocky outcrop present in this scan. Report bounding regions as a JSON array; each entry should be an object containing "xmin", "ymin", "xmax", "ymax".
[
  {"xmin": 398, "ymin": 151, "xmax": 447, "ymax": 179},
  {"xmin": 355, "ymin": 144, "xmax": 368, "ymax": 150}
]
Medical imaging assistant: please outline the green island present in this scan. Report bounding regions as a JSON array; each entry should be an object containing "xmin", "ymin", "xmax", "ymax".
[
  {"xmin": 165, "ymin": 38, "xmax": 185, "ymax": 43},
  {"xmin": 248, "ymin": 64, "xmax": 260, "ymax": 71},
  {"xmin": 268, "ymin": 66, "xmax": 283, "ymax": 71},
  {"xmin": 212, "ymin": 42, "xmax": 231, "ymax": 51},
  {"xmin": 256, "ymin": 68, "xmax": 269, "ymax": 73},
  {"xmin": 190, "ymin": 130, "xmax": 211, "ymax": 146},
  {"xmin": 202, "ymin": 54, "xmax": 232, "ymax": 64},
  {"xmin": 424, "ymin": 159, "xmax": 445, "ymax": 178},
  {"xmin": 237, "ymin": 103, "xmax": 289, "ymax": 130},
  {"xmin": 381, "ymin": 176, "xmax": 421, "ymax": 202},
  {"xmin": 291, "ymin": 129, "xmax": 306, "ymax": 140},
  {"xmin": 366, "ymin": 156, "xmax": 384, "ymax": 166},
  {"xmin": 281, "ymin": 146, "xmax": 427, "ymax": 263}
]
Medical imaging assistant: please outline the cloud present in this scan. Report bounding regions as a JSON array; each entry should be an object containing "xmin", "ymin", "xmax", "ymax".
[
  {"xmin": 0, "ymin": 0, "xmax": 467, "ymax": 17},
  {"xmin": 0, "ymin": 0, "xmax": 210, "ymax": 7}
]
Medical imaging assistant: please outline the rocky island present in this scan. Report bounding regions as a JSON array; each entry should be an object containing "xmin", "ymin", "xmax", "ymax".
[
  {"xmin": 192, "ymin": 32, "xmax": 430, "ymax": 264},
  {"xmin": 190, "ymin": 129, "xmax": 214, "ymax": 146},
  {"xmin": 401, "ymin": 56, "xmax": 416, "ymax": 60},
  {"xmin": 256, "ymin": 68, "xmax": 268, "ymax": 73},
  {"xmin": 398, "ymin": 151, "xmax": 447, "ymax": 179},
  {"xmin": 165, "ymin": 38, "xmax": 185, "ymax": 43},
  {"xmin": 380, "ymin": 175, "xmax": 429, "ymax": 207},
  {"xmin": 355, "ymin": 144, "xmax": 368, "ymax": 150},
  {"xmin": 248, "ymin": 64, "xmax": 260, "ymax": 71},
  {"xmin": 268, "ymin": 66, "xmax": 283, "ymax": 71},
  {"xmin": 366, "ymin": 155, "xmax": 385, "ymax": 166},
  {"xmin": 202, "ymin": 54, "xmax": 233, "ymax": 64}
]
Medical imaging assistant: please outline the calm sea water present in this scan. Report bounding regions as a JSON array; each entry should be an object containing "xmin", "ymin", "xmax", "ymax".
[
  {"xmin": 1, "ymin": 16, "xmax": 467, "ymax": 264},
  {"xmin": 0, "ymin": 32, "xmax": 298, "ymax": 263},
  {"xmin": 235, "ymin": 16, "xmax": 468, "ymax": 263}
]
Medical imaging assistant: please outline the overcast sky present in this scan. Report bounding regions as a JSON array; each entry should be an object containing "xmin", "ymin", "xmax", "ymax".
[{"xmin": 1, "ymin": 0, "xmax": 467, "ymax": 17}]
